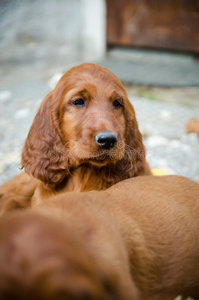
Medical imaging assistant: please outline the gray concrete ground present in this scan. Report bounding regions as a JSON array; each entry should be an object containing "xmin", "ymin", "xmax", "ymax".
[
  {"xmin": 99, "ymin": 48, "xmax": 199, "ymax": 87},
  {"xmin": 0, "ymin": 50, "xmax": 199, "ymax": 185}
]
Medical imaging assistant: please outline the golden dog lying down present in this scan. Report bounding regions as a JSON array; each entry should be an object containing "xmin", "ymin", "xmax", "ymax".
[{"xmin": 0, "ymin": 175, "xmax": 199, "ymax": 300}]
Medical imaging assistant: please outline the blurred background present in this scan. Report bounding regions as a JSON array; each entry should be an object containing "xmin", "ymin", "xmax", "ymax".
[{"xmin": 0, "ymin": 0, "xmax": 199, "ymax": 184}]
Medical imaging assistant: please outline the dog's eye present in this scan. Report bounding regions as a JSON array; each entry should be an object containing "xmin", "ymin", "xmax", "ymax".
[
  {"xmin": 72, "ymin": 98, "xmax": 85, "ymax": 108},
  {"xmin": 113, "ymin": 100, "xmax": 122, "ymax": 109}
]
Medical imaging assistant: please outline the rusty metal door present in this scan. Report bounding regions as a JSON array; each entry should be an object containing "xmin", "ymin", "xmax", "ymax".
[{"xmin": 106, "ymin": 0, "xmax": 199, "ymax": 53}]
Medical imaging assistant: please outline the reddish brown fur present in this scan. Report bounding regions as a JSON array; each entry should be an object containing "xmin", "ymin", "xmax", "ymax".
[
  {"xmin": 186, "ymin": 118, "xmax": 199, "ymax": 135},
  {"xmin": 0, "ymin": 173, "xmax": 38, "ymax": 217},
  {"xmin": 0, "ymin": 175, "xmax": 199, "ymax": 299},
  {"xmin": 0, "ymin": 63, "xmax": 150, "ymax": 210}
]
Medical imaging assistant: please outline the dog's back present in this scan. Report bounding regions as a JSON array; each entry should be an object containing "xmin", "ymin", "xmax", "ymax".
[
  {"xmin": 100, "ymin": 175, "xmax": 199, "ymax": 299},
  {"xmin": 0, "ymin": 175, "xmax": 198, "ymax": 300}
]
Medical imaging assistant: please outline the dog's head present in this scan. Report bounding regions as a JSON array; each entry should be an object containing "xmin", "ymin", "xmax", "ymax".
[{"xmin": 21, "ymin": 63, "xmax": 147, "ymax": 187}]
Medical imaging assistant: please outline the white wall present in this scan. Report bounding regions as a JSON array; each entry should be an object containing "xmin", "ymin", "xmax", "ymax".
[
  {"xmin": 0, "ymin": 0, "xmax": 106, "ymax": 65},
  {"xmin": 81, "ymin": 0, "xmax": 106, "ymax": 59}
]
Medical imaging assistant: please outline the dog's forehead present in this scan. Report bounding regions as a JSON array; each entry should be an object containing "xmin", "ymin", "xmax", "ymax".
[
  {"xmin": 63, "ymin": 64, "xmax": 125, "ymax": 94},
  {"xmin": 67, "ymin": 63, "xmax": 114, "ymax": 78}
]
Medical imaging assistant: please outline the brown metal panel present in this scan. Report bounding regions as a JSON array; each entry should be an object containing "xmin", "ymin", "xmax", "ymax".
[{"xmin": 106, "ymin": 0, "xmax": 199, "ymax": 53}]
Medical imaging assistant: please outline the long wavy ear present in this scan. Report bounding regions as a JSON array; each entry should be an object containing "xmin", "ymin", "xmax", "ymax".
[
  {"xmin": 121, "ymin": 98, "xmax": 151, "ymax": 177},
  {"xmin": 21, "ymin": 91, "xmax": 69, "ymax": 188}
]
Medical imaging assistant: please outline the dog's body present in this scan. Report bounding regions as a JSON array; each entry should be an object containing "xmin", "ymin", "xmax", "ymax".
[
  {"xmin": 0, "ymin": 175, "xmax": 199, "ymax": 299},
  {"xmin": 0, "ymin": 173, "xmax": 38, "ymax": 216},
  {"xmin": 0, "ymin": 63, "xmax": 150, "ymax": 213}
]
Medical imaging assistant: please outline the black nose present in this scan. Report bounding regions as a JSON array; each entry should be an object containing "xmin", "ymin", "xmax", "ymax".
[{"xmin": 94, "ymin": 131, "xmax": 117, "ymax": 150}]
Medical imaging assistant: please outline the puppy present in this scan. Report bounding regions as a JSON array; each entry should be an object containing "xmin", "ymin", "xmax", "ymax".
[
  {"xmin": 0, "ymin": 175, "xmax": 198, "ymax": 299},
  {"xmin": 0, "ymin": 63, "xmax": 150, "ymax": 213}
]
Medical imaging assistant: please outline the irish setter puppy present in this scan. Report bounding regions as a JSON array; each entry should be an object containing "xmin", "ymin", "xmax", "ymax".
[
  {"xmin": 0, "ymin": 175, "xmax": 199, "ymax": 299},
  {"xmin": 0, "ymin": 63, "xmax": 150, "ymax": 211}
]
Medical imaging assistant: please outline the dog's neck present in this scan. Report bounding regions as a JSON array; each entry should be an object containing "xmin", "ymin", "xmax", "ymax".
[{"xmin": 31, "ymin": 162, "xmax": 133, "ymax": 206}]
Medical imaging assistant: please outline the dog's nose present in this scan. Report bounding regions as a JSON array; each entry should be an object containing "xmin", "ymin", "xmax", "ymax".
[{"xmin": 94, "ymin": 131, "xmax": 117, "ymax": 150}]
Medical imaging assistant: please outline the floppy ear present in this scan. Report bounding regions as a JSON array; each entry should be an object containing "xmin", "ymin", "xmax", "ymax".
[
  {"xmin": 21, "ymin": 91, "xmax": 69, "ymax": 188},
  {"xmin": 121, "ymin": 99, "xmax": 151, "ymax": 177}
]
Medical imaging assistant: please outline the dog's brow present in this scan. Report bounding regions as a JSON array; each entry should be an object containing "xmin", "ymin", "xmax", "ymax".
[
  {"xmin": 65, "ymin": 88, "xmax": 80, "ymax": 100},
  {"xmin": 110, "ymin": 91, "xmax": 124, "ymax": 100},
  {"xmin": 65, "ymin": 88, "xmax": 91, "ymax": 101}
]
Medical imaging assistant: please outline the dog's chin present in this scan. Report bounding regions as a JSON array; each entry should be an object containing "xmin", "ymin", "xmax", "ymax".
[
  {"xmin": 73, "ymin": 146, "xmax": 125, "ymax": 168},
  {"xmin": 88, "ymin": 158, "xmax": 112, "ymax": 167},
  {"xmin": 81, "ymin": 154, "xmax": 122, "ymax": 168}
]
